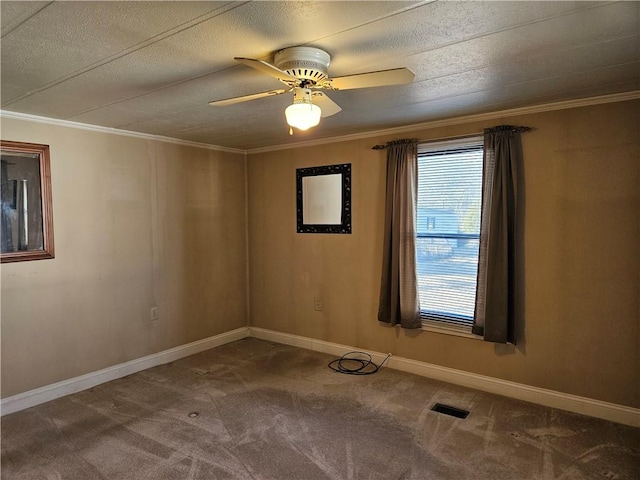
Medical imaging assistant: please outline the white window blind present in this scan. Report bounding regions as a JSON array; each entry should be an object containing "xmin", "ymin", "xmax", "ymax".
[{"xmin": 416, "ymin": 137, "xmax": 483, "ymax": 328}]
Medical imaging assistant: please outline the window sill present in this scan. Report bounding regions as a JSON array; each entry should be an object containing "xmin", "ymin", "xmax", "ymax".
[{"xmin": 421, "ymin": 320, "xmax": 482, "ymax": 340}]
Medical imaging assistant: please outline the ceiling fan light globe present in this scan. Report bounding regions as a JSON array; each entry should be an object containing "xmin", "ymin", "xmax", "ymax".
[{"xmin": 285, "ymin": 103, "xmax": 322, "ymax": 130}]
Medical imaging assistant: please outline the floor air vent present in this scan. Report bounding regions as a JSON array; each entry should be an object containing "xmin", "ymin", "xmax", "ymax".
[{"xmin": 431, "ymin": 403, "xmax": 470, "ymax": 419}]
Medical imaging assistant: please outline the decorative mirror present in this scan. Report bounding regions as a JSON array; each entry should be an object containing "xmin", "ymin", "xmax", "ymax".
[
  {"xmin": 1, "ymin": 140, "xmax": 55, "ymax": 263},
  {"xmin": 296, "ymin": 163, "xmax": 351, "ymax": 234}
]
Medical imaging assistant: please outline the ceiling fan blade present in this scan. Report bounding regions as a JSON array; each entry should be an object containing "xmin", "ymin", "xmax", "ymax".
[
  {"xmin": 330, "ymin": 67, "xmax": 415, "ymax": 90},
  {"xmin": 312, "ymin": 91, "xmax": 342, "ymax": 117},
  {"xmin": 209, "ymin": 89, "xmax": 288, "ymax": 106},
  {"xmin": 235, "ymin": 57, "xmax": 299, "ymax": 84}
]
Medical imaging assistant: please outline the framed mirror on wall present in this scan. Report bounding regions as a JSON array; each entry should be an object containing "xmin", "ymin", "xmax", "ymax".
[
  {"xmin": 296, "ymin": 163, "xmax": 351, "ymax": 234},
  {"xmin": 1, "ymin": 140, "xmax": 55, "ymax": 263}
]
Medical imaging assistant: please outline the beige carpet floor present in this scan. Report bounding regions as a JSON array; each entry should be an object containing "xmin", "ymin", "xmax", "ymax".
[{"xmin": 1, "ymin": 338, "xmax": 638, "ymax": 479}]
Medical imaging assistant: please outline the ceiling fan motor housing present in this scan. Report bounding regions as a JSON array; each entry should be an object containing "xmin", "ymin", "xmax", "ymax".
[{"xmin": 274, "ymin": 47, "xmax": 331, "ymax": 85}]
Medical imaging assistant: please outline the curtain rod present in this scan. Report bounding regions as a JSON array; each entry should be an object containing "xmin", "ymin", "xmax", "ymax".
[
  {"xmin": 371, "ymin": 127, "xmax": 531, "ymax": 150},
  {"xmin": 371, "ymin": 133, "xmax": 482, "ymax": 150}
]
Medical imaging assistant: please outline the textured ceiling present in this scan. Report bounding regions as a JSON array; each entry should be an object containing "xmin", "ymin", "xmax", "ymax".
[{"xmin": 1, "ymin": 1, "xmax": 638, "ymax": 151}]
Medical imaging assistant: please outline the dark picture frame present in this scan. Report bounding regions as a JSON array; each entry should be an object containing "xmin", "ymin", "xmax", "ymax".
[{"xmin": 296, "ymin": 163, "xmax": 351, "ymax": 234}]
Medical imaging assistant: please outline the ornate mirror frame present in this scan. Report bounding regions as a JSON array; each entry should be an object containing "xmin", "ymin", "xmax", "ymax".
[{"xmin": 296, "ymin": 163, "xmax": 351, "ymax": 234}]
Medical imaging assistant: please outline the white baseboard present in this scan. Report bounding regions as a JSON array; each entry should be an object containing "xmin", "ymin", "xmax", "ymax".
[
  {"xmin": 3, "ymin": 325, "xmax": 638, "ymax": 428},
  {"xmin": 1, "ymin": 327, "xmax": 249, "ymax": 416},
  {"xmin": 248, "ymin": 327, "xmax": 640, "ymax": 428}
]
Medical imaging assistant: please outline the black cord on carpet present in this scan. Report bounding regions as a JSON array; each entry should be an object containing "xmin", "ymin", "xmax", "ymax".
[{"xmin": 328, "ymin": 351, "xmax": 391, "ymax": 375}]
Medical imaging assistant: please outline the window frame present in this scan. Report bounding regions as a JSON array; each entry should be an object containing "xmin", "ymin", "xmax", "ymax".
[{"xmin": 415, "ymin": 137, "xmax": 484, "ymax": 336}]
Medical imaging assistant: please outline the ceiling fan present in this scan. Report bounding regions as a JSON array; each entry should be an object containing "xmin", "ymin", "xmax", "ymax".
[{"xmin": 209, "ymin": 46, "xmax": 415, "ymax": 133}]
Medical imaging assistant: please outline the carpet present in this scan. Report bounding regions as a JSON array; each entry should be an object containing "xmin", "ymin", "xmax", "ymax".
[{"xmin": 2, "ymin": 338, "xmax": 638, "ymax": 479}]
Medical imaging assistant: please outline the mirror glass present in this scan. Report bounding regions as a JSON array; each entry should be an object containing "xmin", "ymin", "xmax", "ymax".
[
  {"xmin": 302, "ymin": 174, "xmax": 342, "ymax": 224},
  {"xmin": 296, "ymin": 163, "xmax": 351, "ymax": 234},
  {"xmin": 1, "ymin": 141, "xmax": 55, "ymax": 262}
]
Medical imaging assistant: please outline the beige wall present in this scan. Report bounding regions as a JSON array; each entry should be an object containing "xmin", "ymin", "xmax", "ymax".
[
  {"xmin": 248, "ymin": 100, "xmax": 639, "ymax": 408},
  {"xmin": 1, "ymin": 117, "xmax": 248, "ymax": 397},
  {"xmin": 2, "ymin": 100, "xmax": 637, "ymax": 408}
]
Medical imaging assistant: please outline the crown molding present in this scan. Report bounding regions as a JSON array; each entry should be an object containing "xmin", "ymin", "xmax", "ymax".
[
  {"xmin": 246, "ymin": 90, "xmax": 640, "ymax": 154},
  {"xmin": 0, "ymin": 110, "xmax": 246, "ymax": 155},
  {"xmin": 2, "ymin": 90, "xmax": 638, "ymax": 156}
]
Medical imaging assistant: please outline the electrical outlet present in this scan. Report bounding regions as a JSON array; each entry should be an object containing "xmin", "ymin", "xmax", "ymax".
[
  {"xmin": 150, "ymin": 306, "xmax": 159, "ymax": 321},
  {"xmin": 314, "ymin": 297, "xmax": 323, "ymax": 311}
]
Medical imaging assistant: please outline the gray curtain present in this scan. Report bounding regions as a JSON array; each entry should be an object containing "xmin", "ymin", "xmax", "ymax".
[
  {"xmin": 378, "ymin": 139, "xmax": 421, "ymax": 329},
  {"xmin": 473, "ymin": 125, "xmax": 528, "ymax": 343}
]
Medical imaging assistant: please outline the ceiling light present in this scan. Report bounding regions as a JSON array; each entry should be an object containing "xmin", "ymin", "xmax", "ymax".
[{"xmin": 285, "ymin": 88, "xmax": 321, "ymax": 131}]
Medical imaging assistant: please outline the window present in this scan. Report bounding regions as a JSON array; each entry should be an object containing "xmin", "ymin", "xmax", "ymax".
[{"xmin": 416, "ymin": 137, "xmax": 483, "ymax": 331}]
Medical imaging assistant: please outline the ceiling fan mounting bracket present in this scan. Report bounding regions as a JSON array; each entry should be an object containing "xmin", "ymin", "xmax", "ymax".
[{"xmin": 274, "ymin": 46, "xmax": 331, "ymax": 85}]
